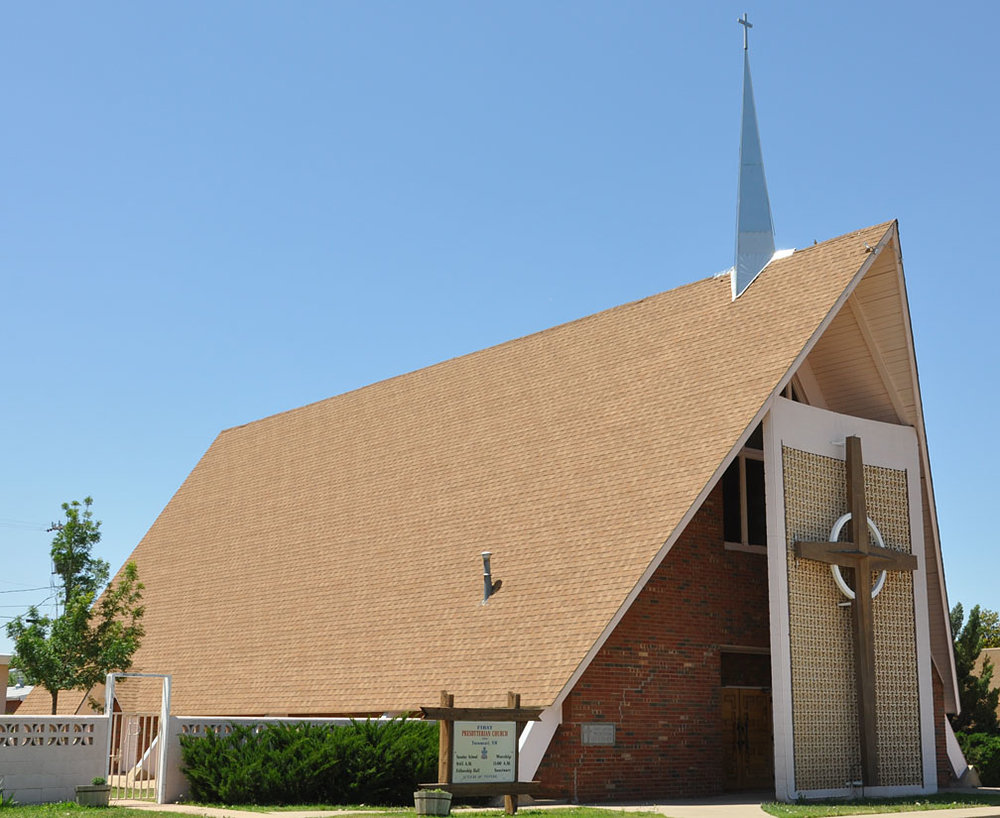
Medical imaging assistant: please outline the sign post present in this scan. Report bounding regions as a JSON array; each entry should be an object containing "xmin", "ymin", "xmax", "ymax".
[{"xmin": 420, "ymin": 691, "xmax": 542, "ymax": 815}]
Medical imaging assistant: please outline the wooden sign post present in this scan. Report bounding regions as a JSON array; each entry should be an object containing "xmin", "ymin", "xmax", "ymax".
[{"xmin": 420, "ymin": 691, "xmax": 543, "ymax": 815}]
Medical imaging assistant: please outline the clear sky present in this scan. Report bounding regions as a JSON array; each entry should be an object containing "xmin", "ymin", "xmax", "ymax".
[{"xmin": 2, "ymin": 1, "xmax": 997, "ymax": 656}]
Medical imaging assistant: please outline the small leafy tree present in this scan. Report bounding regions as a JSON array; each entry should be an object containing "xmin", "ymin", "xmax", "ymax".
[
  {"xmin": 980, "ymin": 607, "xmax": 1000, "ymax": 649},
  {"xmin": 950, "ymin": 603, "xmax": 1000, "ymax": 735},
  {"xmin": 5, "ymin": 498, "xmax": 145, "ymax": 714}
]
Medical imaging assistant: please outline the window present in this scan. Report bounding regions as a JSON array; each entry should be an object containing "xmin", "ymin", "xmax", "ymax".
[
  {"xmin": 781, "ymin": 377, "xmax": 805, "ymax": 403},
  {"xmin": 721, "ymin": 650, "xmax": 771, "ymax": 688},
  {"xmin": 723, "ymin": 424, "xmax": 767, "ymax": 552}
]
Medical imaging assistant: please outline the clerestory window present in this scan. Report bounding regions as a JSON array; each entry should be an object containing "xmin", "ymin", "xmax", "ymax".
[{"xmin": 723, "ymin": 424, "xmax": 767, "ymax": 552}]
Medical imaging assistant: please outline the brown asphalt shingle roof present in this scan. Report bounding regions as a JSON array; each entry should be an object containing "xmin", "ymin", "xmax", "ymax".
[{"xmin": 83, "ymin": 222, "xmax": 896, "ymax": 715}]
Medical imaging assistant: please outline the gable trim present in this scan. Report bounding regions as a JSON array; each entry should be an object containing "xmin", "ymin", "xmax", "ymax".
[
  {"xmin": 887, "ymin": 239, "xmax": 959, "ymax": 712},
  {"xmin": 523, "ymin": 226, "xmax": 900, "ymax": 773}
]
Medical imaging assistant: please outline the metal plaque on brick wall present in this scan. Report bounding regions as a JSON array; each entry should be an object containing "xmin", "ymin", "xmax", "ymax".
[{"xmin": 581, "ymin": 722, "xmax": 615, "ymax": 746}]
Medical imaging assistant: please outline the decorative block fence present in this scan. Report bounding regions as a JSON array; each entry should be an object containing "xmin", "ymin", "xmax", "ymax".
[{"xmin": 0, "ymin": 717, "xmax": 109, "ymax": 804}]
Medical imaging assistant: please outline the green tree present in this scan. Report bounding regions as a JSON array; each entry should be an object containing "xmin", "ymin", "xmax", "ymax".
[
  {"xmin": 950, "ymin": 603, "xmax": 1000, "ymax": 735},
  {"xmin": 5, "ymin": 498, "xmax": 145, "ymax": 714},
  {"xmin": 980, "ymin": 607, "xmax": 1000, "ymax": 649}
]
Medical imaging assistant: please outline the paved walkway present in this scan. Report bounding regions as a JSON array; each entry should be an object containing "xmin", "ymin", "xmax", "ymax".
[{"xmin": 114, "ymin": 790, "xmax": 1000, "ymax": 818}]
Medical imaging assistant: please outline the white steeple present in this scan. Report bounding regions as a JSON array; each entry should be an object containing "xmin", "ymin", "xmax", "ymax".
[{"xmin": 733, "ymin": 14, "xmax": 775, "ymax": 299}]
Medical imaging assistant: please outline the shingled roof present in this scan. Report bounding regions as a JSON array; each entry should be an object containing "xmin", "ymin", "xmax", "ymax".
[{"xmin": 33, "ymin": 219, "xmax": 956, "ymax": 717}]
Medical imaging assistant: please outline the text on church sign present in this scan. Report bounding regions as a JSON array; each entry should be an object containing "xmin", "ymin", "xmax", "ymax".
[{"xmin": 452, "ymin": 721, "xmax": 516, "ymax": 783}]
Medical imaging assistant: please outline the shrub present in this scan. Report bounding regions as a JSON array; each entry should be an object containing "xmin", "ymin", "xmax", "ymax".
[
  {"xmin": 179, "ymin": 718, "xmax": 437, "ymax": 805},
  {"xmin": 957, "ymin": 731, "xmax": 1000, "ymax": 786},
  {"xmin": 0, "ymin": 776, "xmax": 15, "ymax": 808}
]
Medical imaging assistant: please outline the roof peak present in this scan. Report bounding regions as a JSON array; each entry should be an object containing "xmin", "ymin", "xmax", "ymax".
[{"xmin": 733, "ymin": 14, "xmax": 775, "ymax": 299}]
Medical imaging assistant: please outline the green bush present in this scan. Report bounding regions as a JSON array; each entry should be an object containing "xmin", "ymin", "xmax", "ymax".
[
  {"xmin": 957, "ymin": 731, "xmax": 1000, "ymax": 786},
  {"xmin": 179, "ymin": 719, "xmax": 437, "ymax": 805},
  {"xmin": 0, "ymin": 775, "xmax": 15, "ymax": 808}
]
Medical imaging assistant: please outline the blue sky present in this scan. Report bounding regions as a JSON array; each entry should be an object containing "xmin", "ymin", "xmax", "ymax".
[{"xmin": 2, "ymin": 1, "xmax": 997, "ymax": 655}]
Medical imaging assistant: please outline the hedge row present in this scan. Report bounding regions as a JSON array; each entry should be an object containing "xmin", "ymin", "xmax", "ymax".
[
  {"xmin": 957, "ymin": 731, "xmax": 1000, "ymax": 786},
  {"xmin": 179, "ymin": 718, "xmax": 437, "ymax": 805}
]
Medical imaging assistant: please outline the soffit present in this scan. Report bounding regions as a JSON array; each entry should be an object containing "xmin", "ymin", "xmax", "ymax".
[{"xmin": 799, "ymin": 229, "xmax": 957, "ymax": 711}]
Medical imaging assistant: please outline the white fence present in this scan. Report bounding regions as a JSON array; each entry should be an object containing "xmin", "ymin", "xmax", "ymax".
[{"xmin": 0, "ymin": 717, "xmax": 108, "ymax": 804}]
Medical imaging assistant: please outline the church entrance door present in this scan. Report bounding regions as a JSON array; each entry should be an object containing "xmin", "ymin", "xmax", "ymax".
[{"xmin": 721, "ymin": 689, "xmax": 773, "ymax": 790}]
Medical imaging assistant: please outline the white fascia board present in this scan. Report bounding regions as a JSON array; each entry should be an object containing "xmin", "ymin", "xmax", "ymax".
[
  {"xmin": 518, "ymin": 705, "xmax": 563, "ymax": 781},
  {"xmin": 945, "ymin": 719, "xmax": 969, "ymax": 778},
  {"xmin": 887, "ymin": 234, "xmax": 960, "ymax": 712},
  {"xmin": 532, "ymin": 225, "xmax": 898, "ymax": 775}
]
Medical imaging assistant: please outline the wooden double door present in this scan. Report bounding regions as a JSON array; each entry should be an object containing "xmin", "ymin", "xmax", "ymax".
[{"xmin": 721, "ymin": 688, "xmax": 773, "ymax": 790}]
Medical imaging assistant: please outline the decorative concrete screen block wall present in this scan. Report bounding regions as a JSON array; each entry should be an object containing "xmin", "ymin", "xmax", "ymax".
[
  {"xmin": 0, "ymin": 717, "xmax": 109, "ymax": 804},
  {"xmin": 766, "ymin": 397, "xmax": 936, "ymax": 800},
  {"xmin": 783, "ymin": 446, "xmax": 921, "ymax": 790}
]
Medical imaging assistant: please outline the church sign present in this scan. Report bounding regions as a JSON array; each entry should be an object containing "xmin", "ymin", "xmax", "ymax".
[
  {"xmin": 453, "ymin": 721, "xmax": 516, "ymax": 782},
  {"xmin": 420, "ymin": 691, "xmax": 543, "ymax": 815}
]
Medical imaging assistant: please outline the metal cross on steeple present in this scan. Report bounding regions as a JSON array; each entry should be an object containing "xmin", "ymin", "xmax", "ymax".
[{"xmin": 738, "ymin": 13, "xmax": 752, "ymax": 50}]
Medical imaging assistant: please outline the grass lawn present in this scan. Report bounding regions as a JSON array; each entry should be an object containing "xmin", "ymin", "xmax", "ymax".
[
  {"xmin": 159, "ymin": 805, "xmax": 624, "ymax": 815},
  {"xmin": 0, "ymin": 808, "xmax": 198, "ymax": 818},
  {"xmin": 761, "ymin": 792, "xmax": 1000, "ymax": 818},
  {"xmin": 0, "ymin": 805, "xmax": 661, "ymax": 818},
  {"xmin": 183, "ymin": 806, "xmax": 660, "ymax": 817}
]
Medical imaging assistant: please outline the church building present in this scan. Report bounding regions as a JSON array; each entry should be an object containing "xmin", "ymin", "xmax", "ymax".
[{"xmin": 22, "ymin": 21, "xmax": 961, "ymax": 801}]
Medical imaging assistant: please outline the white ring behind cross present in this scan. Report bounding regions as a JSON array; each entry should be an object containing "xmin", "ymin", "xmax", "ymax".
[{"xmin": 828, "ymin": 512, "xmax": 888, "ymax": 600}]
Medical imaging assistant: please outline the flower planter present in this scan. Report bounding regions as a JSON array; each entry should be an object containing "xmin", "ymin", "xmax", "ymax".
[
  {"xmin": 75, "ymin": 784, "xmax": 111, "ymax": 807},
  {"xmin": 414, "ymin": 789, "xmax": 452, "ymax": 816}
]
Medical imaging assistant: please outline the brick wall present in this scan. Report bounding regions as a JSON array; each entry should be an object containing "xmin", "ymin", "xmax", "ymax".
[
  {"xmin": 537, "ymin": 484, "xmax": 770, "ymax": 801},
  {"xmin": 932, "ymin": 665, "xmax": 953, "ymax": 788}
]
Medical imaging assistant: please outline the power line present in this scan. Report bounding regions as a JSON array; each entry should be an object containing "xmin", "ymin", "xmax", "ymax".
[
  {"xmin": 0, "ymin": 518, "xmax": 47, "ymax": 531},
  {"xmin": 0, "ymin": 587, "xmax": 49, "ymax": 594},
  {"xmin": 0, "ymin": 592, "xmax": 57, "ymax": 608}
]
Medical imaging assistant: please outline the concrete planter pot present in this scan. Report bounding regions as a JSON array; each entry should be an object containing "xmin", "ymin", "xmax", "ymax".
[
  {"xmin": 75, "ymin": 784, "xmax": 111, "ymax": 807},
  {"xmin": 414, "ymin": 789, "xmax": 452, "ymax": 816}
]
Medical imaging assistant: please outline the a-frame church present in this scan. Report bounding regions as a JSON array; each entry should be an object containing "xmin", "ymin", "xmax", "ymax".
[{"xmin": 22, "ymin": 22, "xmax": 962, "ymax": 802}]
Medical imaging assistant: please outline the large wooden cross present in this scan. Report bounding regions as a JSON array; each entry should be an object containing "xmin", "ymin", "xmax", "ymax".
[{"xmin": 793, "ymin": 435, "xmax": 917, "ymax": 786}]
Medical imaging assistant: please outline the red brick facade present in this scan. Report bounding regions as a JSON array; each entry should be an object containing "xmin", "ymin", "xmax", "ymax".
[
  {"xmin": 933, "ymin": 665, "xmax": 954, "ymax": 788},
  {"xmin": 537, "ymin": 484, "xmax": 770, "ymax": 801}
]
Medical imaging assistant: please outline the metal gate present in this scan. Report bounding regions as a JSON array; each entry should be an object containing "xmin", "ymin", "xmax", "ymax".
[{"xmin": 104, "ymin": 673, "xmax": 171, "ymax": 803}]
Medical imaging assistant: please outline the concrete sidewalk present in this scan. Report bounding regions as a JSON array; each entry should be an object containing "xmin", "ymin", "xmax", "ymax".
[
  {"xmin": 114, "ymin": 791, "xmax": 1000, "ymax": 818},
  {"xmin": 577, "ymin": 793, "xmax": 1000, "ymax": 818}
]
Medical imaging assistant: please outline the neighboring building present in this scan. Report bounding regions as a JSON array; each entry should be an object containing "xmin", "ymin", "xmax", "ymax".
[
  {"xmin": 17, "ymin": 28, "xmax": 963, "ymax": 802},
  {"xmin": 3, "ymin": 657, "xmax": 33, "ymax": 713},
  {"xmin": 1, "ymin": 654, "xmax": 9, "ymax": 713},
  {"xmin": 5, "ymin": 683, "xmax": 33, "ymax": 715},
  {"xmin": 974, "ymin": 647, "xmax": 1000, "ymax": 721}
]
